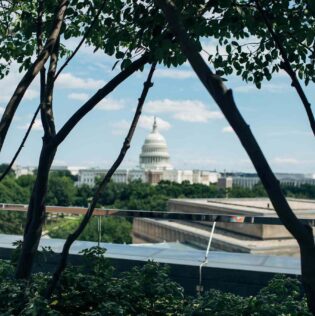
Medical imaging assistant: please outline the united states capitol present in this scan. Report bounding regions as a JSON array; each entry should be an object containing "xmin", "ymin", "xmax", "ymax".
[
  {"xmin": 76, "ymin": 117, "xmax": 220, "ymax": 187},
  {"xmin": 14, "ymin": 117, "xmax": 315, "ymax": 188}
]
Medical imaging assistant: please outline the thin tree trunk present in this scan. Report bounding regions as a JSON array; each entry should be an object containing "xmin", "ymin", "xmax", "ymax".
[
  {"xmin": 15, "ymin": 27, "xmax": 60, "ymax": 279},
  {"xmin": 45, "ymin": 62, "xmax": 157, "ymax": 298},
  {"xmin": 156, "ymin": 0, "xmax": 315, "ymax": 313},
  {"xmin": 15, "ymin": 143, "xmax": 56, "ymax": 279}
]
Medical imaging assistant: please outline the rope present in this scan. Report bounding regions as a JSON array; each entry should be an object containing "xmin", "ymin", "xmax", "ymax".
[{"xmin": 198, "ymin": 221, "xmax": 216, "ymax": 293}]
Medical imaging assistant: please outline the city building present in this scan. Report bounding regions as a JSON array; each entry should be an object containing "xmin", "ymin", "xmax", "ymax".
[
  {"xmin": 13, "ymin": 165, "xmax": 35, "ymax": 177},
  {"xmin": 217, "ymin": 177, "xmax": 233, "ymax": 190},
  {"xmin": 232, "ymin": 176, "xmax": 260, "ymax": 189},
  {"xmin": 131, "ymin": 197, "xmax": 315, "ymax": 256},
  {"xmin": 139, "ymin": 117, "xmax": 172, "ymax": 170},
  {"xmin": 76, "ymin": 118, "xmax": 220, "ymax": 187},
  {"xmin": 225, "ymin": 173, "xmax": 315, "ymax": 189}
]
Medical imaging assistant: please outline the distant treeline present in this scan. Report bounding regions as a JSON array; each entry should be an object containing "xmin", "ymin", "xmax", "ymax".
[
  {"xmin": 1, "ymin": 164, "xmax": 314, "ymax": 242},
  {"xmin": 0, "ymin": 164, "xmax": 314, "ymax": 211}
]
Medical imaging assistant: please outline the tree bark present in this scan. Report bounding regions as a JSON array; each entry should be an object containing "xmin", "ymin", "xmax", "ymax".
[
  {"xmin": 15, "ymin": 142, "xmax": 56, "ymax": 279},
  {"xmin": 156, "ymin": 0, "xmax": 315, "ymax": 314},
  {"xmin": 15, "ymin": 18, "xmax": 60, "ymax": 279}
]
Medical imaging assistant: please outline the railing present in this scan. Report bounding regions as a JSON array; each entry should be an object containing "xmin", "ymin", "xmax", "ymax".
[{"xmin": 1, "ymin": 202, "xmax": 315, "ymax": 225}]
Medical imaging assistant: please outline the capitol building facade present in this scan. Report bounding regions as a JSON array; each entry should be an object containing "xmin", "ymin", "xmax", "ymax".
[
  {"xmin": 77, "ymin": 118, "xmax": 219, "ymax": 186},
  {"xmin": 139, "ymin": 118, "xmax": 172, "ymax": 171}
]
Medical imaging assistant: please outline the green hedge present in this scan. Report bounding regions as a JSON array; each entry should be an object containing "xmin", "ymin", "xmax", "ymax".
[{"xmin": 0, "ymin": 248, "xmax": 310, "ymax": 315}]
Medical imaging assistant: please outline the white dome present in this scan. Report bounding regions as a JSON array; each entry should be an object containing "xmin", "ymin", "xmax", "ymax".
[{"xmin": 139, "ymin": 118, "xmax": 172, "ymax": 170}]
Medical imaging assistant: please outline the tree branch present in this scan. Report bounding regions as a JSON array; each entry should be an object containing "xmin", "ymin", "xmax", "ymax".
[
  {"xmin": 0, "ymin": 106, "xmax": 41, "ymax": 182},
  {"xmin": 155, "ymin": 0, "xmax": 313, "ymax": 246},
  {"xmin": 37, "ymin": 0, "xmax": 46, "ymax": 103},
  {"xmin": 0, "ymin": 0, "xmax": 46, "ymax": 182},
  {"xmin": 54, "ymin": 54, "xmax": 149, "ymax": 146},
  {"xmin": 0, "ymin": 0, "xmax": 68, "ymax": 152},
  {"xmin": 41, "ymin": 38, "xmax": 59, "ymax": 139},
  {"xmin": 45, "ymin": 61, "xmax": 157, "ymax": 298},
  {"xmin": 255, "ymin": 0, "xmax": 315, "ymax": 137},
  {"xmin": 54, "ymin": 0, "xmax": 107, "ymax": 81}
]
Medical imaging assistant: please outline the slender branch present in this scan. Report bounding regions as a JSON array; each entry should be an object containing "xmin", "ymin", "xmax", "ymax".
[
  {"xmin": 54, "ymin": 0, "xmax": 107, "ymax": 81},
  {"xmin": 0, "ymin": 0, "xmax": 105, "ymax": 180},
  {"xmin": 0, "ymin": 0, "xmax": 68, "ymax": 152},
  {"xmin": 54, "ymin": 54, "xmax": 149, "ymax": 146},
  {"xmin": 255, "ymin": 0, "xmax": 315, "ymax": 137},
  {"xmin": 45, "ymin": 62, "xmax": 157, "ymax": 298},
  {"xmin": 0, "ymin": 0, "xmax": 46, "ymax": 182},
  {"xmin": 155, "ymin": 0, "xmax": 312, "ymax": 246},
  {"xmin": 41, "ymin": 37, "xmax": 59, "ymax": 139},
  {"xmin": 198, "ymin": 0, "xmax": 215, "ymax": 16},
  {"xmin": 37, "ymin": 0, "xmax": 46, "ymax": 103},
  {"xmin": 0, "ymin": 106, "xmax": 40, "ymax": 182}
]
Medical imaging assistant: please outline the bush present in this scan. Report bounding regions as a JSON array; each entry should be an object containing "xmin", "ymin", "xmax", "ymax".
[{"xmin": 0, "ymin": 250, "xmax": 311, "ymax": 315}]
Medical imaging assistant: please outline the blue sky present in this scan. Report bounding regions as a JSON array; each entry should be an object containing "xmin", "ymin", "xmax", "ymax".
[{"xmin": 0, "ymin": 41, "xmax": 314, "ymax": 174}]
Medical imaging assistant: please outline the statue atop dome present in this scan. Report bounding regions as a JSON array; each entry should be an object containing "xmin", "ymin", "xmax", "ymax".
[
  {"xmin": 152, "ymin": 116, "xmax": 157, "ymax": 132},
  {"xmin": 139, "ymin": 117, "xmax": 172, "ymax": 170}
]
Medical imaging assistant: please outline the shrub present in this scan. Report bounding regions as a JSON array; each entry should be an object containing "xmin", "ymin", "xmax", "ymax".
[{"xmin": 0, "ymin": 249, "xmax": 311, "ymax": 315}]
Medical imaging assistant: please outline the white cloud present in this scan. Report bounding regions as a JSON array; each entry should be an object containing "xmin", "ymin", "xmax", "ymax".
[
  {"xmin": 111, "ymin": 116, "xmax": 171, "ymax": 135},
  {"xmin": 235, "ymin": 83, "xmax": 288, "ymax": 94},
  {"xmin": 18, "ymin": 119, "xmax": 42, "ymax": 131},
  {"xmin": 274, "ymin": 157, "xmax": 299, "ymax": 165},
  {"xmin": 111, "ymin": 119, "xmax": 130, "ymax": 135},
  {"xmin": 222, "ymin": 126, "xmax": 234, "ymax": 133},
  {"xmin": 0, "ymin": 88, "xmax": 38, "ymax": 103},
  {"xmin": 56, "ymin": 72, "xmax": 105, "ymax": 90},
  {"xmin": 145, "ymin": 99, "xmax": 223, "ymax": 122},
  {"xmin": 68, "ymin": 93, "xmax": 89, "ymax": 101},
  {"xmin": 0, "ymin": 107, "xmax": 4, "ymax": 114},
  {"xmin": 155, "ymin": 68, "xmax": 196, "ymax": 79},
  {"xmin": 97, "ymin": 98, "xmax": 124, "ymax": 111},
  {"xmin": 67, "ymin": 94, "xmax": 124, "ymax": 111},
  {"xmin": 273, "ymin": 157, "xmax": 315, "ymax": 165},
  {"xmin": 24, "ymin": 89, "xmax": 39, "ymax": 100}
]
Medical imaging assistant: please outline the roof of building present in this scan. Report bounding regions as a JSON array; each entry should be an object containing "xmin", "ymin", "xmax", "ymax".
[
  {"xmin": 168, "ymin": 197, "xmax": 315, "ymax": 218},
  {"xmin": 0, "ymin": 234, "xmax": 300, "ymax": 275}
]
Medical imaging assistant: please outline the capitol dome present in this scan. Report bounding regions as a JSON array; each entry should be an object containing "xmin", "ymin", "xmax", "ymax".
[{"xmin": 139, "ymin": 117, "xmax": 172, "ymax": 170}]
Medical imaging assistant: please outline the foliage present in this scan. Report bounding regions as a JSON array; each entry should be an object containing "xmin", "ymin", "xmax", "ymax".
[
  {"xmin": 188, "ymin": 276, "xmax": 310, "ymax": 315},
  {"xmin": 0, "ymin": 163, "xmax": 15, "ymax": 177},
  {"xmin": 46, "ymin": 173, "xmax": 77, "ymax": 206},
  {"xmin": 0, "ymin": 177, "xmax": 29, "ymax": 204},
  {"xmin": 47, "ymin": 216, "xmax": 132, "ymax": 244},
  {"xmin": 0, "ymin": 255, "xmax": 311, "ymax": 315},
  {"xmin": 198, "ymin": 0, "xmax": 315, "ymax": 88},
  {"xmin": 0, "ymin": 211, "xmax": 25, "ymax": 234},
  {"xmin": 1, "ymin": 171, "xmax": 315, "ymax": 238}
]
